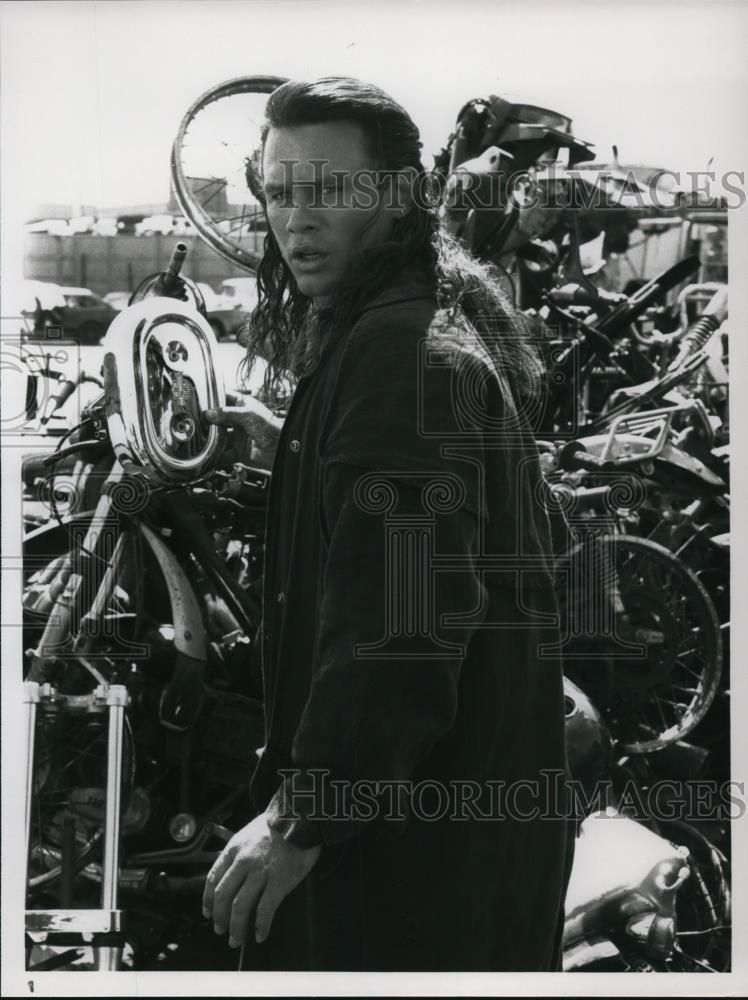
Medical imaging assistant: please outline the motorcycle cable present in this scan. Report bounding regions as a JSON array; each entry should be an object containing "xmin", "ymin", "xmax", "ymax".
[
  {"xmin": 45, "ymin": 419, "xmax": 125, "ymax": 579},
  {"xmin": 46, "ymin": 417, "xmax": 95, "ymax": 536}
]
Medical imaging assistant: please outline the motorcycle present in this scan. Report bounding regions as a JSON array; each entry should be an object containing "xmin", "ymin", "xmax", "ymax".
[
  {"xmin": 543, "ymin": 285, "xmax": 731, "ymax": 971},
  {"xmin": 23, "ymin": 243, "xmax": 270, "ymax": 970},
  {"xmin": 542, "ymin": 283, "xmax": 729, "ymax": 759}
]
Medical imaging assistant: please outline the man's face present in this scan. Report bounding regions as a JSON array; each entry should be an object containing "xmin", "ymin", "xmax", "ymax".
[{"xmin": 262, "ymin": 121, "xmax": 398, "ymax": 304}]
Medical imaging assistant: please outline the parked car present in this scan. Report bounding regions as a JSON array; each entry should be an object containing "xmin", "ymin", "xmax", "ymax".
[
  {"xmin": 134, "ymin": 215, "xmax": 194, "ymax": 237},
  {"xmin": 172, "ymin": 217, "xmax": 196, "ymax": 236},
  {"xmin": 94, "ymin": 217, "xmax": 120, "ymax": 237},
  {"xmin": 206, "ymin": 304, "xmax": 251, "ymax": 342},
  {"xmin": 135, "ymin": 214, "xmax": 177, "ymax": 237},
  {"xmin": 116, "ymin": 214, "xmax": 147, "ymax": 234},
  {"xmin": 193, "ymin": 282, "xmax": 218, "ymax": 311},
  {"xmin": 15, "ymin": 279, "xmax": 66, "ymax": 314},
  {"xmin": 218, "ymin": 277, "xmax": 258, "ymax": 311},
  {"xmin": 203, "ymin": 277, "xmax": 257, "ymax": 342},
  {"xmin": 21, "ymin": 283, "xmax": 118, "ymax": 344},
  {"xmin": 24, "ymin": 219, "xmax": 70, "ymax": 236},
  {"xmin": 68, "ymin": 215, "xmax": 95, "ymax": 235},
  {"xmin": 58, "ymin": 287, "xmax": 118, "ymax": 341}
]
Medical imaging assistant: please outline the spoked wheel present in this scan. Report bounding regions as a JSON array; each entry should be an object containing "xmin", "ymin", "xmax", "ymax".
[
  {"xmin": 669, "ymin": 821, "xmax": 731, "ymax": 972},
  {"xmin": 635, "ymin": 818, "xmax": 731, "ymax": 973},
  {"xmin": 171, "ymin": 75, "xmax": 287, "ymax": 271},
  {"xmin": 559, "ymin": 534, "xmax": 722, "ymax": 754}
]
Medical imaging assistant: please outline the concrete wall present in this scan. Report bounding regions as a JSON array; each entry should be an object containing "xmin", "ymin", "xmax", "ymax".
[{"xmin": 23, "ymin": 232, "xmax": 260, "ymax": 296}]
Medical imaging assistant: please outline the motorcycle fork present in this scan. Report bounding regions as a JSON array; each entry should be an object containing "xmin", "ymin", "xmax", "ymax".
[
  {"xmin": 28, "ymin": 464, "xmax": 125, "ymax": 671},
  {"xmin": 25, "ymin": 682, "xmax": 130, "ymax": 971}
]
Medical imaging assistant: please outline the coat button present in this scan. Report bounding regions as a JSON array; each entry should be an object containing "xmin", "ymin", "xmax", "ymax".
[
  {"xmin": 276, "ymin": 591, "xmax": 286, "ymax": 604},
  {"xmin": 289, "ymin": 439, "xmax": 300, "ymax": 452}
]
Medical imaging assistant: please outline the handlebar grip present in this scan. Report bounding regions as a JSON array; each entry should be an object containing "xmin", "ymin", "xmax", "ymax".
[
  {"xmin": 166, "ymin": 242, "xmax": 188, "ymax": 279},
  {"xmin": 161, "ymin": 242, "xmax": 188, "ymax": 293},
  {"xmin": 702, "ymin": 284, "xmax": 728, "ymax": 324},
  {"xmin": 39, "ymin": 376, "xmax": 79, "ymax": 425},
  {"xmin": 559, "ymin": 442, "xmax": 607, "ymax": 472},
  {"xmin": 548, "ymin": 285, "xmax": 625, "ymax": 309}
]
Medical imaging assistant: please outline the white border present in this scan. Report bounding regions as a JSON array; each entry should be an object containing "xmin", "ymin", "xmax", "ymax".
[{"xmin": 3, "ymin": 1, "xmax": 748, "ymax": 995}]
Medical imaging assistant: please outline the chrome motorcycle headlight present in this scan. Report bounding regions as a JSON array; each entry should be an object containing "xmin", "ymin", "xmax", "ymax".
[{"xmin": 102, "ymin": 298, "xmax": 226, "ymax": 484}]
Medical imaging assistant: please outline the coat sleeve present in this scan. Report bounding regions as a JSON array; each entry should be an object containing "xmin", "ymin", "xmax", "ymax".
[{"xmin": 266, "ymin": 311, "xmax": 494, "ymax": 848}]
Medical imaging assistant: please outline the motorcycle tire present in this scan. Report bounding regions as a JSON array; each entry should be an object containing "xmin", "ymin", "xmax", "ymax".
[
  {"xmin": 557, "ymin": 533, "xmax": 722, "ymax": 754},
  {"xmin": 171, "ymin": 75, "xmax": 287, "ymax": 272}
]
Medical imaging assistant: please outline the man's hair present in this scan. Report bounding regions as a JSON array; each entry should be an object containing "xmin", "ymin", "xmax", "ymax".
[{"xmin": 244, "ymin": 76, "xmax": 542, "ymax": 403}]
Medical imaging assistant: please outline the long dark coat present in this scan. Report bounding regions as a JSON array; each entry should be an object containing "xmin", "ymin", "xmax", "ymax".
[{"xmin": 247, "ymin": 271, "xmax": 575, "ymax": 971}]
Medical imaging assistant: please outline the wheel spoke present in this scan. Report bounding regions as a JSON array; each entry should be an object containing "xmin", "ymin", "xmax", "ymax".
[
  {"xmin": 676, "ymin": 659, "xmax": 705, "ymax": 682},
  {"xmin": 653, "ymin": 692, "xmax": 670, "ymax": 730},
  {"xmin": 672, "ymin": 683, "xmax": 699, "ymax": 696},
  {"xmin": 660, "ymin": 696, "xmax": 688, "ymax": 712}
]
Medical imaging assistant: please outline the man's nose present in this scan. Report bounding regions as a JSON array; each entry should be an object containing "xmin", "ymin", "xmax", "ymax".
[{"xmin": 286, "ymin": 200, "xmax": 320, "ymax": 234}]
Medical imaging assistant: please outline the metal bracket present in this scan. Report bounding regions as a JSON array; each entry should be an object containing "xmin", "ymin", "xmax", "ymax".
[{"xmin": 26, "ymin": 908, "xmax": 123, "ymax": 944}]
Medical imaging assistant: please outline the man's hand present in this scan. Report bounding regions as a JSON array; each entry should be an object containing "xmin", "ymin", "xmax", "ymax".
[
  {"xmin": 202, "ymin": 812, "xmax": 321, "ymax": 947},
  {"xmin": 203, "ymin": 397, "xmax": 283, "ymax": 468}
]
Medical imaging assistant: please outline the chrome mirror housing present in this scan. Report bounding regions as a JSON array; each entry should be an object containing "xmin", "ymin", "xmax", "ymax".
[{"xmin": 102, "ymin": 298, "xmax": 226, "ymax": 484}]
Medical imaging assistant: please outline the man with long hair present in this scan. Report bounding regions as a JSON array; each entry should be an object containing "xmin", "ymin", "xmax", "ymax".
[{"xmin": 202, "ymin": 76, "xmax": 574, "ymax": 972}]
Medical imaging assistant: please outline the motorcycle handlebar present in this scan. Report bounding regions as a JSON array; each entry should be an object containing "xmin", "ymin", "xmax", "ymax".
[
  {"xmin": 160, "ymin": 241, "xmax": 188, "ymax": 294},
  {"xmin": 558, "ymin": 442, "xmax": 607, "ymax": 472},
  {"xmin": 165, "ymin": 242, "xmax": 188, "ymax": 279},
  {"xmin": 547, "ymin": 285, "xmax": 625, "ymax": 309},
  {"xmin": 596, "ymin": 254, "xmax": 700, "ymax": 336},
  {"xmin": 702, "ymin": 284, "xmax": 728, "ymax": 324},
  {"xmin": 39, "ymin": 374, "xmax": 81, "ymax": 426}
]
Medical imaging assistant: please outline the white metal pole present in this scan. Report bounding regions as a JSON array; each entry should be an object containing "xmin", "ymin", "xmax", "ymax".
[{"xmin": 95, "ymin": 683, "xmax": 129, "ymax": 972}]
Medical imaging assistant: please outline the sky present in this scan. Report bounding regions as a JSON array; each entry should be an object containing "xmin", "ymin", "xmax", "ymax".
[{"xmin": 2, "ymin": 0, "xmax": 748, "ymax": 221}]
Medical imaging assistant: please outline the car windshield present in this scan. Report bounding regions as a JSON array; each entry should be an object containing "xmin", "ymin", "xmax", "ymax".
[{"xmin": 63, "ymin": 294, "xmax": 104, "ymax": 308}]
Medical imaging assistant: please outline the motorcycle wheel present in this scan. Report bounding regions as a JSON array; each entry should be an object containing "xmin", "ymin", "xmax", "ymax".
[
  {"xmin": 644, "ymin": 818, "xmax": 731, "ymax": 972},
  {"xmin": 559, "ymin": 533, "xmax": 722, "ymax": 754},
  {"xmin": 171, "ymin": 75, "xmax": 287, "ymax": 271},
  {"xmin": 670, "ymin": 821, "xmax": 731, "ymax": 972}
]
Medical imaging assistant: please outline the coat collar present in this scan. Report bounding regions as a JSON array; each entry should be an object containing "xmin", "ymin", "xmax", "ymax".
[
  {"xmin": 355, "ymin": 268, "xmax": 436, "ymax": 318},
  {"xmin": 297, "ymin": 268, "xmax": 436, "ymax": 382}
]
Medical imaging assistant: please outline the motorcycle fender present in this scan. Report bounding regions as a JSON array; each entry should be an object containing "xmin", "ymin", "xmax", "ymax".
[
  {"xmin": 138, "ymin": 522, "xmax": 206, "ymax": 661},
  {"xmin": 25, "ymin": 514, "xmax": 206, "ymax": 660},
  {"xmin": 139, "ymin": 522, "xmax": 207, "ymax": 731}
]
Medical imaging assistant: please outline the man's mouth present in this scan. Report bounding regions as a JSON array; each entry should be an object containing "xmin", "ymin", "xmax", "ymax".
[
  {"xmin": 290, "ymin": 247, "xmax": 330, "ymax": 274},
  {"xmin": 291, "ymin": 248, "xmax": 327, "ymax": 263},
  {"xmin": 291, "ymin": 247, "xmax": 327, "ymax": 261}
]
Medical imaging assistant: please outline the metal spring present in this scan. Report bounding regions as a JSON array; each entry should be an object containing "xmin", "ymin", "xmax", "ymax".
[{"xmin": 683, "ymin": 314, "xmax": 719, "ymax": 355}]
